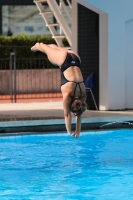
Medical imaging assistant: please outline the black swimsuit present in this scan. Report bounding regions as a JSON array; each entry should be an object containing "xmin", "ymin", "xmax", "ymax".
[
  {"xmin": 60, "ymin": 53, "xmax": 84, "ymax": 98},
  {"xmin": 61, "ymin": 53, "xmax": 81, "ymax": 85}
]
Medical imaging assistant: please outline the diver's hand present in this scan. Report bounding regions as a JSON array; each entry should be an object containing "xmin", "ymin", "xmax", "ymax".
[
  {"xmin": 67, "ymin": 131, "xmax": 72, "ymax": 136},
  {"xmin": 71, "ymin": 131, "xmax": 80, "ymax": 138}
]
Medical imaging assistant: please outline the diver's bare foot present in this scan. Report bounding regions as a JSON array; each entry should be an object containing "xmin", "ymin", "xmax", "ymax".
[{"xmin": 31, "ymin": 46, "xmax": 38, "ymax": 52}]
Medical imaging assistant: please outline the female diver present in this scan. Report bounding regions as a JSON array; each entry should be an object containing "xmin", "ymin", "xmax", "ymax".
[{"xmin": 31, "ymin": 43, "xmax": 87, "ymax": 138}]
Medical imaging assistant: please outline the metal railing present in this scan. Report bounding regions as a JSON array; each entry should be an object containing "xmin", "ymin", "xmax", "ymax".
[{"xmin": 0, "ymin": 46, "xmax": 62, "ymax": 103}]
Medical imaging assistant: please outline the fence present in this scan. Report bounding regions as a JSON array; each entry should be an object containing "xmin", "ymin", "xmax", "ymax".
[{"xmin": 0, "ymin": 46, "xmax": 62, "ymax": 103}]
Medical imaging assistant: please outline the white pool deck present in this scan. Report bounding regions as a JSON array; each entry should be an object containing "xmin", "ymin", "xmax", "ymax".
[{"xmin": 0, "ymin": 101, "xmax": 133, "ymax": 130}]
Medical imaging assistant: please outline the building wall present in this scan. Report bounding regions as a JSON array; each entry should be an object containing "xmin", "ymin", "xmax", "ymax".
[{"xmin": 74, "ymin": 0, "xmax": 133, "ymax": 110}]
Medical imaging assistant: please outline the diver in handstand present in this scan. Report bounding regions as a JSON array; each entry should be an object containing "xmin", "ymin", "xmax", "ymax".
[{"xmin": 31, "ymin": 43, "xmax": 87, "ymax": 138}]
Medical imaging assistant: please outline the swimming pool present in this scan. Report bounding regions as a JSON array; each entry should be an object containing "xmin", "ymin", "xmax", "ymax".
[{"xmin": 0, "ymin": 129, "xmax": 133, "ymax": 200}]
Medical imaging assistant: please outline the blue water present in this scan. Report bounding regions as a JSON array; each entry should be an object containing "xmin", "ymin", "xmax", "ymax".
[{"xmin": 0, "ymin": 129, "xmax": 133, "ymax": 200}]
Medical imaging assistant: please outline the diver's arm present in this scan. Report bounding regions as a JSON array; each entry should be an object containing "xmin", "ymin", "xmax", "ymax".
[
  {"xmin": 72, "ymin": 115, "xmax": 82, "ymax": 138},
  {"xmin": 63, "ymin": 95, "xmax": 72, "ymax": 136},
  {"xmin": 64, "ymin": 111, "xmax": 72, "ymax": 136}
]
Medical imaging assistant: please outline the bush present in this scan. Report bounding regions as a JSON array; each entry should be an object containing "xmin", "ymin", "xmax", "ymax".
[
  {"xmin": 0, "ymin": 34, "xmax": 69, "ymax": 69},
  {"xmin": 0, "ymin": 34, "xmax": 57, "ymax": 46},
  {"xmin": 62, "ymin": 37, "xmax": 69, "ymax": 47},
  {"xmin": 0, "ymin": 34, "xmax": 56, "ymax": 58},
  {"xmin": 0, "ymin": 34, "xmax": 69, "ymax": 57}
]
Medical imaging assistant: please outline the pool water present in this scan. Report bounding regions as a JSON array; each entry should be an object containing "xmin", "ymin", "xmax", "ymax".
[{"xmin": 0, "ymin": 129, "xmax": 133, "ymax": 200}]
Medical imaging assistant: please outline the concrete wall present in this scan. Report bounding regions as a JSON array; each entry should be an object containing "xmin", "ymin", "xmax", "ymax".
[
  {"xmin": 74, "ymin": 0, "xmax": 133, "ymax": 110},
  {"xmin": 0, "ymin": 69, "xmax": 61, "ymax": 94}
]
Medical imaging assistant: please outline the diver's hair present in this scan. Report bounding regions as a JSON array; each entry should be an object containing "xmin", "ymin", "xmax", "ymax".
[{"xmin": 70, "ymin": 97, "xmax": 87, "ymax": 116}]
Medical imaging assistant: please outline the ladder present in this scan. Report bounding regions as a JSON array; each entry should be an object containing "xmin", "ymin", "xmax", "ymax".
[{"xmin": 34, "ymin": 0, "xmax": 72, "ymax": 48}]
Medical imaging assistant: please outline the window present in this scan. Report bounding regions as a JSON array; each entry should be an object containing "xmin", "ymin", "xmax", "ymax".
[{"xmin": 2, "ymin": 5, "xmax": 51, "ymax": 36}]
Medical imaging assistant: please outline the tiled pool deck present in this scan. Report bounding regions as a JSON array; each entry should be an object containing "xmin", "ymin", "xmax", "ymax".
[{"xmin": 0, "ymin": 101, "xmax": 133, "ymax": 134}]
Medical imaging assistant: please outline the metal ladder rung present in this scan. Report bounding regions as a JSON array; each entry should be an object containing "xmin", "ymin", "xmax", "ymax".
[
  {"xmin": 46, "ymin": 23, "xmax": 60, "ymax": 27},
  {"xmin": 34, "ymin": 0, "xmax": 47, "ymax": 3},
  {"xmin": 64, "ymin": 47, "xmax": 71, "ymax": 49},
  {"xmin": 52, "ymin": 35, "xmax": 65, "ymax": 38},
  {"xmin": 40, "ymin": 11, "xmax": 53, "ymax": 15}
]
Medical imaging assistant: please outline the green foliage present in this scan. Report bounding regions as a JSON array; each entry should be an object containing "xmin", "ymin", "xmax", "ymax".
[
  {"xmin": 62, "ymin": 37, "xmax": 69, "ymax": 47},
  {"xmin": 0, "ymin": 34, "xmax": 56, "ymax": 59},
  {"xmin": 0, "ymin": 34, "xmax": 69, "ymax": 69},
  {"xmin": 0, "ymin": 34, "xmax": 56, "ymax": 46}
]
